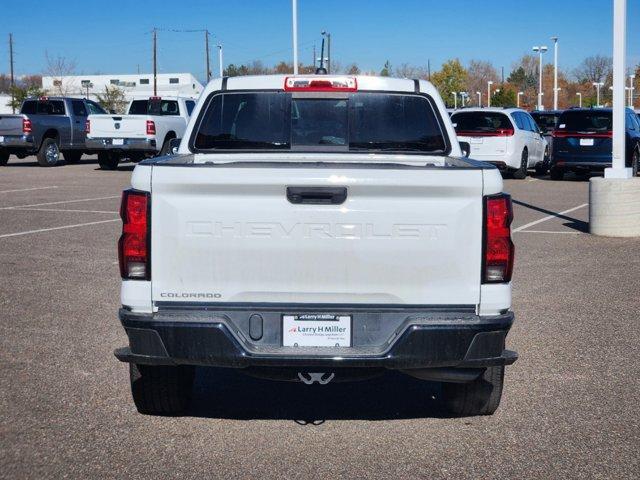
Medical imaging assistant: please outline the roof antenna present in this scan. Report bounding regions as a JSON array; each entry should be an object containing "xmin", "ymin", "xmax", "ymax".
[{"xmin": 315, "ymin": 36, "xmax": 327, "ymax": 74}]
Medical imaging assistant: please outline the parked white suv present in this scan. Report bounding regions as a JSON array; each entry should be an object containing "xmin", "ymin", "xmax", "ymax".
[
  {"xmin": 452, "ymin": 108, "xmax": 548, "ymax": 178},
  {"xmin": 86, "ymin": 96, "xmax": 196, "ymax": 170},
  {"xmin": 114, "ymin": 75, "xmax": 517, "ymax": 417}
]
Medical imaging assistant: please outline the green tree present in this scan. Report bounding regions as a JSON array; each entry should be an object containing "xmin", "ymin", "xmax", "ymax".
[
  {"xmin": 6, "ymin": 84, "xmax": 46, "ymax": 112},
  {"xmin": 431, "ymin": 59, "xmax": 468, "ymax": 107},
  {"xmin": 491, "ymin": 85, "xmax": 517, "ymax": 107},
  {"xmin": 95, "ymin": 85, "xmax": 128, "ymax": 114},
  {"xmin": 346, "ymin": 63, "xmax": 361, "ymax": 75},
  {"xmin": 380, "ymin": 60, "xmax": 391, "ymax": 77}
]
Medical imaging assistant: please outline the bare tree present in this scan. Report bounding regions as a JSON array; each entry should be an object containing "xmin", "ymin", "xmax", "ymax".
[
  {"xmin": 466, "ymin": 60, "xmax": 499, "ymax": 98},
  {"xmin": 573, "ymin": 55, "xmax": 612, "ymax": 84},
  {"xmin": 394, "ymin": 63, "xmax": 426, "ymax": 79},
  {"xmin": 345, "ymin": 63, "xmax": 361, "ymax": 75},
  {"xmin": 44, "ymin": 52, "xmax": 77, "ymax": 95},
  {"xmin": 95, "ymin": 86, "xmax": 128, "ymax": 114}
]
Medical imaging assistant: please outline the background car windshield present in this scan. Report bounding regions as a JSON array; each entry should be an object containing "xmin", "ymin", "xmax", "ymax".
[
  {"xmin": 558, "ymin": 111, "xmax": 612, "ymax": 132},
  {"xmin": 451, "ymin": 112, "xmax": 512, "ymax": 133},
  {"xmin": 194, "ymin": 92, "xmax": 446, "ymax": 153}
]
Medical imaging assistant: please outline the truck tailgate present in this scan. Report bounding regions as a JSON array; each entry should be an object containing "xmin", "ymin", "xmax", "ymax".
[
  {"xmin": 150, "ymin": 166, "xmax": 484, "ymax": 307},
  {"xmin": 0, "ymin": 115, "xmax": 24, "ymax": 136},
  {"xmin": 89, "ymin": 114, "xmax": 149, "ymax": 138}
]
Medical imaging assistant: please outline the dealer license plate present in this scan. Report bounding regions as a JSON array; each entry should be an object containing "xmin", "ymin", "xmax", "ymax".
[
  {"xmin": 112, "ymin": 138, "xmax": 124, "ymax": 146},
  {"xmin": 0, "ymin": 136, "xmax": 4, "ymax": 142},
  {"xmin": 283, "ymin": 314, "xmax": 351, "ymax": 347},
  {"xmin": 580, "ymin": 138, "xmax": 595, "ymax": 146}
]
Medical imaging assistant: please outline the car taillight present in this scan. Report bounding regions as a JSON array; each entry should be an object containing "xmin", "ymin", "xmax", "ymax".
[
  {"xmin": 146, "ymin": 120, "xmax": 156, "ymax": 135},
  {"xmin": 118, "ymin": 190, "xmax": 150, "ymax": 280},
  {"xmin": 85, "ymin": 119, "xmax": 90, "ymax": 134},
  {"xmin": 483, "ymin": 194, "xmax": 514, "ymax": 283},
  {"xmin": 456, "ymin": 128, "xmax": 514, "ymax": 137},
  {"xmin": 22, "ymin": 118, "xmax": 32, "ymax": 134},
  {"xmin": 552, "ymin": 130, "xmax": 612, "ymax": 138}
]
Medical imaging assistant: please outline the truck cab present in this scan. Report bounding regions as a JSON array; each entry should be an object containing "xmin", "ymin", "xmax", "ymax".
[{"xmin": 115, "ymin": 75, "xmax": 517, "ymax": 417}]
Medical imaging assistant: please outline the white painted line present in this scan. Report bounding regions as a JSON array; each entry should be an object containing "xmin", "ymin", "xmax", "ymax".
[
  {"xmin": 0, "ymin": 219, "xmax": 119, "ymax": 239},
  {"xmin": 515, "ymin": 230, "xmax": 584, "ymax": 235},
  {"xmin": 12, "ymin": 207, "xmax": 119, "ymax": 214},
  {"xmin": 0, "ymin": 186, "xmax": 59, "ymax": 194},
  {"xmin": 0, "ymin": 195, "xmax": 120, "ymax": 210},
  {"xmin": 512, "ymin": 203, "xmax": 588, "ymax": 233}
]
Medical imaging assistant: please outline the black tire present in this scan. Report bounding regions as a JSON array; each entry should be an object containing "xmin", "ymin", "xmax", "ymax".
[
  {"xmin": 0, "ymin": 149, "xmax": 8, "ymax": 166},
  {"xmin": 37, "ymin": 137, "xmax": 61, "ymax": 167},
  {"xmin": 550, "ymin": 166, "xmax": 564, "ymax": 180},
  {"xmin": 63, "ymin": 151, "xmax": 83, "ymax": 164},
  {"xmin": 129, "ymin": 363, "xmax": 195, "ymax": 415},
  {"xmin": 512, "ymin": 149, "xmax": 528, "ymax": 179},
  {"xmin": 98, "ymin": 151, "xmax": 120, "ymax": 170},
  {"xmin": 632, "ymin": 148, "xmax": 639, "ymax": 177},
  {"xmin": 159, "ymin": 136, "xmax": 175, "ymax": 157},
  {"xmin": 442, "ymin": 365, "xmax": 505, "ymax": 416}
]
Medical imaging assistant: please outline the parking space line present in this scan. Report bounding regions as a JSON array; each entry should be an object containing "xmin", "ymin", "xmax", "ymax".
[
  {"xmin": 514, "ymin": 230, "xmax": 584, "ymax": 235},
  {"xmin": 512, "ymin": 203, "xmax": 588, "ymax": 233},
  {"xmin": 0, "ymin": 219, "xmax": 119, "ymax": 239},
  {"xmin": 0, "ymin": 186, "xmax": 59, "ymax": 194},
  {"xmin": 11, "ymin": 207, "xmax": 119, "ymax": 214},
  {"xmin": 0, "ymin": 195, "xmax": 120, "ymax": 210}
]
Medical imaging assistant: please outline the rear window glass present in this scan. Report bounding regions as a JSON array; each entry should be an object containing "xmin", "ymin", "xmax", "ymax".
[
  {"xmin": 531, "ymin": 113, "xmax": 560, "ymax": 132},
  {"xmin": 193, "ymin": 92, "xmax": 447, "ymax": 153},
  {"xmin": 558, "ymin": 111, "xmax": 612, "ymax": 132},
  {"xmin": 451, "ymin": 112, "xmax": 512, "ymax": 134},
  {"xmin": 21, "ymin": 100, "xmax": 65, "ymax": 115},
  {"xmin": 128, "ymin": 99, "xmax": 179, "ymax": 116}
]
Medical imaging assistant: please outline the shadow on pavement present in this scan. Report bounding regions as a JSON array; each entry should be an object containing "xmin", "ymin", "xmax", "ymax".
[
  {"xmin": 512, "ymin": 199, "xmax": 589, "ymax": 233},
  {"xmin": 188, "ymin": 367, "xmax": 449, "ymax": 422}
]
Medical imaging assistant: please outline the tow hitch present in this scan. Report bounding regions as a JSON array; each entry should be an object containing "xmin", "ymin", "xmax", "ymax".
[{"xmin": 297, "ymin": 372, "xmax": 335, "ymax": 385}]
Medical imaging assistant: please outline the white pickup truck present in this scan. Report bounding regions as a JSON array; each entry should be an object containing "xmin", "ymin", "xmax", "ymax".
[
  {"xmin": 86, "ymin": 96, "xmax": 196, "ymax": 170},
  {"xmin": 114, "ymin": 75, "xmax": 518, "ymax": 417}
]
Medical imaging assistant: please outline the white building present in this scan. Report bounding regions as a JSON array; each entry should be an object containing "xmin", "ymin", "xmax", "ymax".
[{"xmin": 41, "ymin": 73, "xmax": 205, "ymax": 101}]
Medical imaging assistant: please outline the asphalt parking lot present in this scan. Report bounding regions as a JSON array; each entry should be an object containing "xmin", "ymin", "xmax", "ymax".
[{"xmin": 1, "ymin": 156, "xmax": 638, "ymax": 479}]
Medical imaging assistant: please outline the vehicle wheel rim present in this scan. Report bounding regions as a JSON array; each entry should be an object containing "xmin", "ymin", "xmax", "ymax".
[{"xmin": 46, "ymin": 143, "xmax": 59, "ymax": 164}]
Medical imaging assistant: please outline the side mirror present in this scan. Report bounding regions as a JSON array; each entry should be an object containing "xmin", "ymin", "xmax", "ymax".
[
  {"xmin": 459, "ymin": 141, "xmax": 471, "ymax": 158},
  {"xmin": 169, "ymin": 138, "xmax": 181, "ymax": 155}
]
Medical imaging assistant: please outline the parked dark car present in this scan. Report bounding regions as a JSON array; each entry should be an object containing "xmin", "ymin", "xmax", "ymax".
[
  {"xmin": 531, "ymin": 110, "xmax": 563, "ymax": 174},
  {"xmin": 549, "ymin": 108, "xmax": 640, "ymax": 179}
]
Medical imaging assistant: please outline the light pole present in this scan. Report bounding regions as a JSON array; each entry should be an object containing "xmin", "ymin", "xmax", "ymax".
[
  {"xmin": 629, "ymin": 74, "xmax": 636, "ymax": 107},
  {"xmin": 292, "ymin": 0, "xmax": 298, "ymax": 74},
  {"xmin": 321, "ymin": 30, "xmax": 331, "ymax": 74},
  {"xmin": 517, "ymin": 91, "xmax": 524, "ymax": 108},
  {"xmin": 487, "ymin": 81, "xmax": 494, "ymax": 107},
  {"xmin": 576, "ymin": 92, "xmax": 582, "ymax": 108},
  {"xmin": 451, "ymin": 92, "xmax": 457, "ymax": 109},
  {"xmin": 476, "ymin": 91, "xmax": 482, "ymax": 107},
  {"xmin": 460, "ymin": 92, "xmax": 468, "ymax": 107},
  {"xmin": 217, "ymin": 45, "xmax": 224, "ymax": 78},
  {"xmin": 593, "ymin": 82, "xmax": 604, "ymax": 107},
  {"xmin": 533, "ymin": 45, "xmax": 548, "ymax": 110},
  {"xmin": 551, "ymin": 37, "xmax": 559, "ymax": 110}
]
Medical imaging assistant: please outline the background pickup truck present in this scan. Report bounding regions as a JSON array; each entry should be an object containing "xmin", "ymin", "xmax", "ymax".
[
  {"xmin": 115, "ymin": 75, "xmax": 517, "ymax": 417},
  {"xmin": 86, "ymin": 96, "xmax": 196, "ymax": 170},
  {"xmin": 0, "ymin": 96, "xmax": 107, "ymax": 167}
]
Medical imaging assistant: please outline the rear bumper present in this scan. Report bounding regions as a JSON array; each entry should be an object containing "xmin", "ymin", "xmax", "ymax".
[
  {"xmin": 85, "ymin": 137, "xmax": 157, "ymax": 152},
  {"xmin": 553, "ymin": 160, "xmax": 610, "ymax": 171},
  {"xmin": 0, "ymin": 135, "xmax": 35, "ymax": 151},
  {"xmin": 115, "ymin": 306, "xmax": 517, "ymax": 371}
]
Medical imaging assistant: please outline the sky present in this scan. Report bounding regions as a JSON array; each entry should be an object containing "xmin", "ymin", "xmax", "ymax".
[{"xmin": 1, "ymin": 0, "xmax": 639, "ymax": 82}]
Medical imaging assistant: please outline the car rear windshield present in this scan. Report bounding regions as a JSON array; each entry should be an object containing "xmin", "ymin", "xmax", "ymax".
[
  {"xmin": 21, "ymin": 100, "xmax": 66, "ymax": 115},
  {"xmin": 192, "ymin": 92, "xmax": 447, "ymax": 154},
  {"xmin": 451, "ymin": 112, "xmax": 512, "ymax": 134},
  {"xmin": 557, "ymin": 111, "xmax": 612, "ymax": 132},
  {"xmin": 531, "ymin": 113, "xmax": 560, "ymax": 132},
  {"xmin": 128, "ymin": 99, "xmax": 180, "ymax": 116}
]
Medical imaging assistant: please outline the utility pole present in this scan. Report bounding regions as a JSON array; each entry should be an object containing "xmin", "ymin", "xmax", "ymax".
[
  {"xmin": 9, "ymin": 33, "xmax": 15, "ymax": 114},
  {"xmin": 428, "ymin": 59, "xmax": 431, "ymax": 81},
  {"xmin": 313, "ymin": 45, "xmax": 316, "ymax": 69},
  {"xmin": 205, "ymin": 30, "xmax": 211, "ymax": 82},
  {"xmin": 327, "ymin": 33, "xmax": 331, "ymax": 74},
  {"xmin": 217, "ymin": 45, "xmax": 223, "ymax": 77},
  {"xmin": 152, "ymin": 28, "xmax": 157, "ymax": 96},
  {"xmin": 501, "ymin": 66, "xmax": 504, "ymax": 84},
  {"xmin": 292, "ymin": 0, "xmax": 298, "ymax": 74}
]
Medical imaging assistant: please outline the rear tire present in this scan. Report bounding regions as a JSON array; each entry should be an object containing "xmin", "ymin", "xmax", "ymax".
[
  {"xmin": 98, "ymin": 151, "xmax": 120, "ymax": 170},
  {"xmin": 63, "ymin": 151, "xmax": 82, "ymax": 164},
  {"xmin": 37, "ymin": 137, "xmax": 61, "ymax": 167},
  {"xmin": 129, "ymin": 363, "xmax": 195, "ymax": 415},
  {"xmin": 0, "ymin": 149, "xmax": 8, "ymax": 166},
  {"xmin": 442, "ymin": 365, "xmax": 505, "ymax": 416},
  {"xmin": 512, "ymin": 149, "xmax": 528, "ymax": 179},
  {"xmin": 159, "ymin": 136, "xmax": 175, "ymax": 157},
  {"xmin": 550, "ymin": 166, "xmax": 564, "ymax": 180}
]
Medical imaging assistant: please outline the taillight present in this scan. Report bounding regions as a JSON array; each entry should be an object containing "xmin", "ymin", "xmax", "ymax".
[
  {"xmin": 118, "ymin": 190, "xmax": 150, "ymax": 280},
  {"xmin": 85, "ymin": 119, "xmax": 90, "ymax": 134},
  {"xmin": 456, "ymin": 128, "xmax": 514, "ymax": 137},
  {"xmin": 146, "ymin": 120, "xmax": 156, "ymax": 135},
  {"xmin": 483, "ymin": 194, "xmax": 514, "ymax": 283},
  {"xmin": 22, "ymin": 118, "xmax": 32, "ymax": 134},
  {"xmin": 284, "ymin": 76, "xmax": 358, "ymax": 92},
  {"xmin": 552, "ymin": 130, "xmax": 612, "ymax": 138}
]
